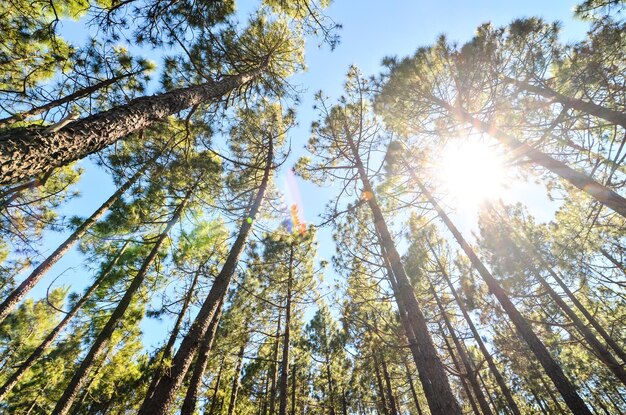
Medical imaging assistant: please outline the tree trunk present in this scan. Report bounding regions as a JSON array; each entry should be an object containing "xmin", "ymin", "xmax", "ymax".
[
  {"xmin": 138, "ymin": 135, "xmax": 274, "ymax": 415},
  {"xmin": 416, "ymin": 179, "xmax": 593, "ymax": 415},
  {"xmin": 0, "ymin": 70, "xmax": 143, "ymax": 129},
  {"xmin": 206, "ymin": 356, "xmax": 226, "ymax": 415},
  {"xmin": 0, "ymin": 241, "xmax": 129, "ymax": 401},
  {"xmin": 290, "ymin": 363, "xmax": 297, "ymax": 415},
  {"xmin": 180, "ymin": 298, "xmax": 225, "ymax": 415},
  {"xmin": 345, "ymin": 129, "xmax": 462, "ymax": 415},
  {"xmin": 227, "ymin": 343, "xmax": 246, "ymax": 415},
  {"xmin": 278, "ymin": 243, "xmax": 294, "ymax": 415},
  {"xmin": 379, "ymin": 350, "xmax": 399, "ymax": 415},
  {"xmin": 144, "ymin": 264, "xmax": 203, "ymax": 401},
  {"xmin": 402, "ymin": 357, "xmax": 424, "ymax": 415},
  {"xmin": 504, "ymin": 76, "xmax": 626, "ymax": 130},
  {"xmin": 0, "ymin": 164, "xmax": 147, "ymax": 324},
  {"xmin": 373, "ymin": 352, "xmax": 390, "ymax": 415},
  {"xmin": 0, "ymin": 66, "xmax": 265, "ymax": 185},
  {"xmin": 431, "ymin": 95, "xmax": 626, "ymax": 218},
  {"xmin": 430, "ymin": 243, "xmax": 522, "ymax": 415},
  {"xmin": 269, "ymin": 307, "xmax": 283, "ymax": 415},
  {"xmin": 51, "ymin": 186, "xmax": 192, "ymax": 415},
  {"xmin": 429, "ymin": 281, "xmax": 494, "ymax": 415}
]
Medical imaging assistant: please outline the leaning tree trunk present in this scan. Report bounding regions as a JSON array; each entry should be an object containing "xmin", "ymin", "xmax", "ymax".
[
  {"xmin": 345, "ymin": 130, "xmax": 462, "ymax": 415},
  {"xmin": 52, "ymin": 186, "xmax": 193, "ymax": 415},
  {"xmin": 180, "ymin": 299, "xmax": 225, "ymax": 415},
  {"xmin": 429, "ymin": 94, "xmax": 626, "ymax": 218},
  {"xmin": 138, "ymin": 135, "xmax": 274, "ymax": 415},
  {"xmin": 379, "ymin": 350, "xmax": 399, "ymax": 415},
  {"xmin": 415, "ymin": 178, "xmax": 593, "ymax": 415},
  {"xmin": 227, "ymin": 343, "xmax": 246, "ymax": 415},
  {"xmin": 429, "ymin": 244, "xmax": 522, "ymax": 415},
  {"xmin": 504, "ymin": 76, "xmax": 626, "ymax": 130},
  {"xmin": 0, "ymin": 70, "xmax": 144, "ymax": 129},
  {"xmin": 278, "ymin": 243, "xmax": 294, "ymax": 415},
  {"xmin": 373, "ymin": 352, "xmax": 390, "ymax": 415},
  {"xmin": 0, "ymin": 241, "xmax": 129, "ymax": 401},
  {"xmin": 0, "ymin": 65, "xmax": 265, "ymax": 185},
  {"xmin": 402, "ymin": 357, "xmax": 425, "ymax": 415},
  {"xmin": 0, "ymin": 163, "xmax": 148, "ymax": 325}
]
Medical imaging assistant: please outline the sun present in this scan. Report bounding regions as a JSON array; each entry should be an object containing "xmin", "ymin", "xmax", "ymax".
[{"xmin": 435, "ymin": 137, "xmax": 507, "ymax": 207}]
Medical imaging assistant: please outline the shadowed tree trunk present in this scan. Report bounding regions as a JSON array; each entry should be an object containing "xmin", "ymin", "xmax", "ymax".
[
  {"xmin": 180, "ymin": 298, "xmax": 225, "ymax": 415},
  {"xmin": 373, "ymin": 352, "xmax": 390, "ymax": 415},
  {"xmin": 0, "ymin": 241, "xmax": 129, "ymax": 401},
  {"xmin": 0, "ymin": 66, "xmax": 266, "ymax": 185},
  {"xmin": 290, "ymin": 363, "xmax": 297, "ymax": 415},
  {"xmin": 227, "ymin": 343, "xmax": 246, "ymax": 415},
  {"xmin": 344, "ymin": 128, "xmax": 462, "ymax": 415},
  {"xmin": 429, "ymin": 245, "xmax": 522, "ymax": 415},
  {"xmin": 379, "ymin": 350, "xmax": 399, "ymax": 415},
  {"xmin": 415, "ymin": 178, "xmax": 593, "ymax": 415},
  {"xmin": 269, "ymin": 307, "xmax": 283, "ymax": 415},
  {"xmin": 51, "ymin": 185, "xmax": 193, "ymax": 415},
  {"xmin": 0, "ymin": 163, "xmax": 149, "ymax": 325},
  {"xmin": 504, "ymin": 76, "xmax": 626, "ymax": 130},
  {"xmin": 205, "ymin": 356, "xmax": 226, "ymax": 415},
  {"xmin": 138, "ymin": 135, "xmax": 274, "ymax": 415},
  {"xmin": 278, "ymin": 242, "xmax": 294, "ymax": 415},
  {"xmin": 402, "ymin": 357, "xmax": 424, "ymax": 415}
]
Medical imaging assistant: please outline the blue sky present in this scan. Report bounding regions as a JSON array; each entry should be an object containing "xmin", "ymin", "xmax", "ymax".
[{"xmin": 23, "ymin": 0, "xmax": 592, "ymax": 349}]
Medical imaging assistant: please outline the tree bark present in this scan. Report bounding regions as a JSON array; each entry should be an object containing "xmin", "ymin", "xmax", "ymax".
[
  {"xmin": 0, "ymin": 241, "xmax": 129, "ymax": 401},
  {"xmin": 416, "ymin": 179, "xmax": 593, "ymax": 415},
  {"xmin": 269, "ymin": 307, "xmax": 283, "ymax": 415},
  {"xmin": 403, "ymin": 358, "xmax": 424, "ymax": 415},
  {"xmin": 431, "ymin": 248, "xmax": 522, "ymax": 415},
  {"xmin": 278, "ymin": 242, "xmax": 294, "ymax": 415},
  {"xmin": 504, "ymin": 76, "xmax": 626, "ymax": 130},
  {"xmin": 180, "ymin": 300, "xmax": 225, "ymax": 415},
  {"xmin": 431, "ymin": 95, "xmax": 626, "ymax": 218},
  {"xmin": 429, "ymin": 281, "xmax": 494, "ymax": 415},
  {"xmin": 205, "ymin": 356, "xmax": 226, "ymax": 415},
  {"xmin": 344, "ymin": 128, "xmax": 462, "ymax": 415},
  {"xmin": 227, "ymin": 343, "xmax": 246, "ymax": 415},
  {"xmin": 51, "ymin": 186, "xmax": 192, "ymax": 415},
  {"xmin": 0, "ymin": 67, "xmax": 264, "ymax": 185},
  {"xmin": 138, "ymin": 134, "xmax": 274, "ymax": 415},
  {"xmin": 373, "ymin": 352, "xmax": 390, "ymax": 415},
  {"xmin": 379, "ymin": 350, "xmax": 399, "ymax": 415},
  {"xmin": 0, "ymin": 70, "xmax": 143, "ymax": 129},
  {"xmin": 0, "ymin": 164, "xmax": 147, "ymax": 325}
]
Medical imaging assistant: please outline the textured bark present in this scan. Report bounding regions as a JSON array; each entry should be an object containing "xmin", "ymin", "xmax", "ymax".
[
  {"xmin": 433, "ymin": 250, "xmax": 521, "ymax": 415},
  {"xmin": 0, "ymin": 71, "xmax": 142, "ymax": 129},
  {"xmin": 431, "ymin": 95, "xmax": 626, "ymax": 218},
  {"xmin": 0, "ymin": 164, "xmax": 146, "ymax": 325},
  {"xmin": 278, "ymin": 243, "xmax": 294, "ymax": 415},
  {"xmin": 143, "ymin": 265, "xmax": 202, "ymax": 401},
  {"xmin": 138, "ymin": 136, "xmax": 274, "ymax": 415},
  {"xmin": 416, "ymin": 180, "xmax": 593, "ymax": 415},
  {"xmin": 52, "ymin": 187, "xmax": 192, "ymax": 415},
  {"xmin": 0, "ymin": 241, "xmax": 129, "ymax": 401},
  {"xmin": 227, "ymin": 343, "xmax": 246, "ymax": 415},
  {"xmin": 345, "ymin": 131, "xmax": 462, "ymax": 415},
  {"xmin": 505, "ymin": 77, "xmax": 626, "ymax": 130},
  {"xmin": 429, "ymin": 282, "xmax": 494, "ymax": 415},
  {"xmin": 180, "ymin": 300, "xmax": 224, "ymax": 415},
  {"xmin": 0, "ymin": 68, "xmax": 263, "ymax": 185}
]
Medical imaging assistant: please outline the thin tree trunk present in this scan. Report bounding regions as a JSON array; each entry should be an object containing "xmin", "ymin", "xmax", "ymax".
[
  {"xmin": 278, "ymin": 243, "xmax": 294, "ymax": 415},
  {"xmin": 290, "ymin": 363, "xmax": 297, "ymax": 415},
  {"xmin": 429, "ymin": 281, "xmax": 494, "ymax": 415},
  {"xmin": 51, "ymin": 186, "xmax": 193, "ymax": 415},
  {"xmin": 138, "ymin": 135, "xmax": 274, "ymax": 415},
  {"xmin": 431, "ymin": 95, "xmax": 626, "ymax": 218},
  {"xmin": 504, "ymin": 77, "xmax": 626, "ymax": 130},
  {"xmin": 373, "ymin": 352, "xmax": 390, "ymax": 415},
  {"xmin": 206, "ymin": 356, "xmax": 226, "ymax": 415},
  {"xmin": 379, "ymin": 350, "xmax": 399, "ymax": 415},
  {"xmin": 144, "ymin": 264, "xmax": 203, "ymax": 401},
  {"xmin": 180, "ymin": 299, "xmax": 225, "ymax": 415},
  {"xmin": 269, "ymin": 307, "xmax": 283, "ymax": 415},
  {"xmin": 0, "ymin": 241, "xmax": 129, "ymax": 401},
  {"xmin": 0, "ymin": 71, "xmax": 143, "ymax": 129},
  {"xmin": 227, "ymin": 343, "xmax": 246, "ymax": 415},
  {"xmin": 416, "ymin": 179, "xmax": 593, "ymax": 415},
  {"xmin": 0, "ymin": 164, "xmax": 147, "ymax": 324},
  {"xmin": 402, "ymin": 357, "xmax": 424, "ymax": 415},
  {"xmin": 438, "ymin": 321, "xmax": 481, "ymax": 415},
  {"xmin": 345, "ymin": 129, "xmax": 462, "ymax": 415},
  {"xmin": 0, "ymin": 65, "xmax": 265, "ymax": 185},
  {"xmin": 429, "ymin": 243, "xmax": 522, "ymax": 415}
]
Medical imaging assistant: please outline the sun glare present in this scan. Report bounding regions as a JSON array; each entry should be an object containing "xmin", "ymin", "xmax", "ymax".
[{"xmin": 436, "ymin": 138, "xmax": 507, "ymax": 206}]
